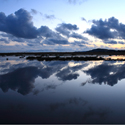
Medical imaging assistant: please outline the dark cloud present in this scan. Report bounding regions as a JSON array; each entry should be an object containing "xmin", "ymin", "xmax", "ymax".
[
  {"xmin": 81, "ymin": 17, "xmax": 86, "ymax": 21},
  {"xmin": 59, "ymin": 23, "xmax": 79, "ymax": 30},
  {"xmin": 12, "ymin": 37, "xmax": 25, "ymax": 42},
  {"xmin": 55, "ymin": 23, "xmax": 79, "ymax": 37},
  {"xmin": 104, "ymin": 40, "xmax": 117, "ymax": 44},
  {"xmin": 0, "ymin": 8, "xmax": 89, "ymax": 46},
  {"xmin": 0, "ymin": 8, "xmax": 61, "ymax": 40},
  {"xmin": 102, "ymin": 40, "xmax": 125, "ymax": 45},
  {"xmin": 45, "ymin": 84, "xmax": 58, "ymax": 90},
  {"xmin": 0, "ymin": 38, "xmax": 9, "ymax": 43},
  {"xmin": 27, "ymin": 43, "xmax": 34, "ymax": 46},
  {"xmin": 31, "ymin": 9, "xmax": 37, "ymax": 15},
  {"xmin": 0, "ymin": 32, "xmax": 10, "ymax": 37},
  {"xmin": 0, "ymin": 9, "xmax": 38, "ymax": 39},
  {"xmin": 0, "ymin": 32, "xmax": 44, "ymax": 45},
  {"xmin": 118, "ymin": 41, "xmax": 125, "ymax": 44},
  {"xmin": 44, "ymin": 14, "xmax": 55, "ymax": 19},
  {"xmin": 55, "ymin": 26, "xmax": 70, "ymax": 36},
  {"xmin": 38, "ymin": 26, "xmax": 55, "ymax": 38},
  {"xmin": 85, "ymin": 24, "xmax": 116, "ymax": 40},
  {"xmin": 85, "ymin": 17, "xmax": 125, "ymax": 40},
  {"xmin": 71, "ymin": 40, "xmax": 87, "ymax": 47},
  {"xmin": 38, "ymin": 26, "xmax": 66, "ymax": 41},
  {"xmin": 70, "ymin": 32, "xmax": 88, "ymax": 40},
  {"xmin": 0, "ymin": 32, "xmax": 27, "ymax": 43},
  {"xmin": 43, "ymin": 38, "xmax": 69, "ymax": 45}
]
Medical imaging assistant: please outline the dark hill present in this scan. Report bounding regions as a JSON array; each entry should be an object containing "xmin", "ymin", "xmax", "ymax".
[{"xmin": 87, "ymin": 48, "xmax": 116, "ymax": 52}]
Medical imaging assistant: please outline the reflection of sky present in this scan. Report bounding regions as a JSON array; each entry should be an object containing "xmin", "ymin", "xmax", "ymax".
[
  {"xmin": 105, "ymin": 55, "xmax": 125, "ymax": 60},
  {"xmin": 1, "ymin": 57, "xmax": 125, "ymax": 123},
  {"xmin": 1, "ymin": 57, "xmax": 125, "ymax": 94}
]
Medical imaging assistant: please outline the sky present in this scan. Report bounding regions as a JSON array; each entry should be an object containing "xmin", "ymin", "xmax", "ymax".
[{"xmin": 1, "ymin": 0, "xmax": 125, "ymax": 52}]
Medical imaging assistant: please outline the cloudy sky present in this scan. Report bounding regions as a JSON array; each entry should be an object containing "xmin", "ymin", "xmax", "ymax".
[{"xmin": 0, "ymin": 0, "xmax": 125, "ymax": 52}]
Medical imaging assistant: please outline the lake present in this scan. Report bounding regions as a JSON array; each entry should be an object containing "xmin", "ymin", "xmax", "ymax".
[{"xmin": 0, "ymin": 56, "xmax": 125, "ymax": 123}]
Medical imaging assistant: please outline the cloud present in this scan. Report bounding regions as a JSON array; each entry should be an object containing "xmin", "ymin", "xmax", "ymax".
[
  {"xmin": 31, "ymin": 9, "xmax": 56, "ymax": 20},
  {"xmin": 71, "ymin": 40, "xmax": 87, "ymax": 47},
  {"xmin": 43, "ymin": 38, "xmax": 69, "ymax": 45},
  {"xmin": 81, "ymin": 17, "xmax": 86, "ymax": 21},
  {"xmin": 0, "ymin": 8, "xmax": 61, "ymax": 39},
  {"xmin": 55, "ymin": 26, "xmax": 70, "ymax": 36},
  {"xmin": 38, "ymin": 26, "xmax": 54, "ymax": 38},
  {"xmin": 85, "ymin": 17, "xmax": 125, "ymax": 40},
  {"xmin": 0, "ymin": 32, "xmax": 27, "ymax": 43},
  {"xmin": 0, "ymin": 8, "xmax": 90, "ymax": 48},
  {"xmin": 55, "ymin": 23, "xmax": 79, "ymax": 37},
  {"xmin": 0, "ymin": 9, "xmax": 38, "ymax": 39},
  {"xmin": 0, "ymin": 38, "xmax": 9, "ymax": 43},
  {"xmin": 118, "ymin": 41, "xmax": 125, "ymax": 44},
  {"xmin": 67, "ymin": 0, "xmax": 87, "ymax": 5},
  {"xmin": 31, "ymin": 9, "xmax": 37, "ymax": 15},
  {"xmin": 70, "ymin": 32, "xmax": 88, "ymax": 40},
  {"xmin": 59, "ymin": 23, "xmax": 79, "ymax": 30},
  {"xmin": 27, "ymin": 43, "xmax": 34, "ymax": 46},
  {"xmin": 45, "ymin": 84, "xmax": 58, "ymax": 90},
  {"xmin": 38, "ymin": 26, "xmax": 64, "ymax": 40},
  {"xmin": 104, "ymin": 40, "xmax": 117, "ymax": 44},
  {"xmin": 103, "ymin": 40, "xmax": 125, "ymax": 45},
  {"xmin": 44, "ymin": 14, "xmax": 55, "ymax": 20},
  {"xmin": 0, "ymin": 32, "xmax": 43, "ymax": 44}
]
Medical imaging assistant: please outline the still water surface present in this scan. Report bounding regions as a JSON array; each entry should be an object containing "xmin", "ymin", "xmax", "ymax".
[{"xmin": 0, "ymin": 56, "xmax": 125, "ymax": 123}]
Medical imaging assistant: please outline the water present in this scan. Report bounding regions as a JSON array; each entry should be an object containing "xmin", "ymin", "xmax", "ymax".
[{"xmin": 0, "ymin": 56, "xmax": 125, "ymax": 123}]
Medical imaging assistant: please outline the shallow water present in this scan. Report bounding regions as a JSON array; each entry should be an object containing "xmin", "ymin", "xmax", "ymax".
[{"xmin": 0, "ymin": 56, "xmax": 125, "ymax": 123}]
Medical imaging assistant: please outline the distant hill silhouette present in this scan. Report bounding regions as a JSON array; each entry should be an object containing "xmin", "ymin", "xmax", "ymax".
[
  {"xmin": 1, "ymin": 48, "xmax": 125, "ymax": 57},
  {"xmin": 86, "ymin": 48, "xmax": 116, "ymax": 52}
]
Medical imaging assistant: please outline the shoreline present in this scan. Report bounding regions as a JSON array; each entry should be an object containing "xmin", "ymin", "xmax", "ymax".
[{"xmin": 1, "ymin": 51, "xmax": 125, "ymax": 56}]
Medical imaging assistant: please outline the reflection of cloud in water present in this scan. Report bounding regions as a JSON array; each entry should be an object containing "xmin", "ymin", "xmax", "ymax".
[
  {"xmin": 55, "ymin": 62, "xmax": 88, "ymax": 81},
  {"xmin": 0, "ymin": 67, "xmax": 38, "ymax": 95},
  {"xmin": 2, "ymin": 58, "xmax": 125, "ymax": 96},
  {"xmin": 49, "ymin": 97, "xmax": 111, "ymax": 123},
  {"xmin": 45, "ymin": 84, "xmax": 58, "ymax": 90},
  {"xmin": 0, "ymin": 65, "xmax": 65, "ymax": 95},
  {"xmin": 8, "ymin": 103, "xmax": 25, "ymax": 111},
  {"xmin": 69, "ymin": 98, "xmax": 87, "ymax": 106},
  {"xmin": 33, "ymin": 89, "xmax": 40, "ymax": 95},
  {"xmin": 50, "ymin": 102, "xmax": 66, "ymax": 111},
  {"xmin": 82, "ymin": 107, "xmax": 111, "ymax": 123},
  {"xmin": 56, "ymin": 72, "xmax": 79, "ymax": 81},
  {"xmin": 0, "ymin": 60, "xmax": 84, "ymax": 95},
  {"xmin": 82, "ymin": 61, "xmax": 104, "ymax": 71},
  {"xmin": 83, "ymin": 61, "xmax": 125, "ymax": 86},
  {"xmin": 81, "ymin": 78, "xmax": 92, "ymax": 86},
  {"xmin": 49, "ymin": 97, "xmax": 88, "ymax": 111}
]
